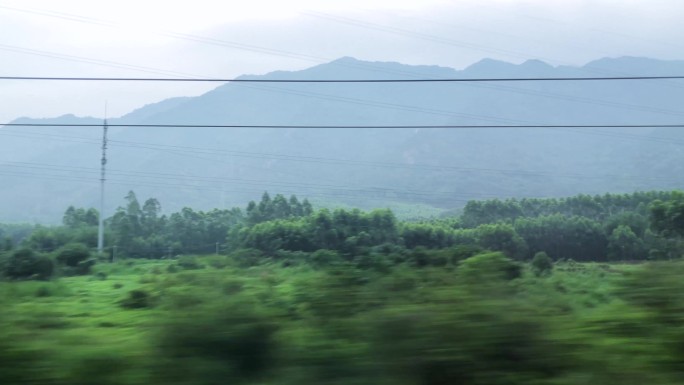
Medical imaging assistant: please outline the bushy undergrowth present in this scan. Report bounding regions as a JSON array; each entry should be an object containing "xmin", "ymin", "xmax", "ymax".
[
  {"xmin": 2, "ymin": 248, "xmax": 54, "ymax": 280},
  {"xmin": 2, "ymin": 253, "xmax": 684, "ymax": 385}
]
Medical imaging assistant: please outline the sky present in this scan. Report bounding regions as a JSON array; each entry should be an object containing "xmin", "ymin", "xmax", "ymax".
[{"xmin": 1, "ymin": 0, "xmax": 683, "ymax": 123}]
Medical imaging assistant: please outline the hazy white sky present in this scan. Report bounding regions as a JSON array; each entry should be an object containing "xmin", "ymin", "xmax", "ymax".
[{"xmin": 1, "ymin": 0, "xmax": 683, "ymax": 122}]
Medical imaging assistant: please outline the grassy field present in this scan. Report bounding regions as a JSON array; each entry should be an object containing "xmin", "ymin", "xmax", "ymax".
[{"xmin": 1, "ymin": 255, "xmax": 680, "ymax": 385}]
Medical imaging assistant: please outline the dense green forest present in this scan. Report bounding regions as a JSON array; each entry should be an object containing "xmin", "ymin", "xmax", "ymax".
[
  {"xmin": 5, "ymin": 190, "xmax": 681, "ymax": 266},
  {"xmin": 2, "ymin": 190, "xmax": 684, "ymax": 384}
]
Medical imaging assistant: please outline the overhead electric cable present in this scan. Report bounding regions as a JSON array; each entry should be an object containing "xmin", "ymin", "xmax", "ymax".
[
  {"xmin": 2, "ymin": 123, "xmax": 684, "ymax": 128},
  {"xmin": 1, "ymin": 131, "xmax": 681, "ymax": 182},
  {"xmin": 0, "ymin": 161, "xmax": 481, "ymax": 197},
  {"xmin": 0, "ymin": 169, "xmax": 479, "ymax": 203},
  {"xmin": 1, "ymin": 75, "xmax": 683, "ymax": 82},
  {"xmin": 4, "ymin": 124, "xmax": 684, "ymax": 171},
  {"xmin": 0, "ymin": 44, "xmax": 202, "ymax": 78}
]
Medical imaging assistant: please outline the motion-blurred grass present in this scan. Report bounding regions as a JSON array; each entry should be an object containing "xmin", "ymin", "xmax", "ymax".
[{"xmin": 1, "ymin": 255, "xmax": 683, "ymax": 384}]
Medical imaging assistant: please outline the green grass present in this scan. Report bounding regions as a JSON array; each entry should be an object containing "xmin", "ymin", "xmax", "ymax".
[{"xmin": 0, "ymin": 255, "xmax": 678, "ymax": 385}]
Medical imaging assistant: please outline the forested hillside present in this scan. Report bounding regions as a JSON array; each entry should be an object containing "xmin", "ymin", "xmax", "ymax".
[{"xmin": 2, "ymin": 56, "xmax": 684, "ymax": 222}]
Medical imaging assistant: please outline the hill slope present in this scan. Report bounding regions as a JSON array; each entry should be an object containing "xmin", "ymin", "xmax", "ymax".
[{"xmin": 2, "ymin": 56, "xmax": 684, "ymax": 222}]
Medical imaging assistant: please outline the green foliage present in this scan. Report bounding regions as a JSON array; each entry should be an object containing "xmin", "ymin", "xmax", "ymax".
[
  {"xmin": 5, "ymin": 191, "xmax": 684, "ymax": 383},
  {"xmin": 233, "ymin": 207, "xmax": 399, "ymax": 256},
  {"xmin": 651, "ymin": 192, "xmax": 684, "ymax": 237},
  {"xmin": 448, "ymin": 244, "xmax": 485, "ymax": 263},
  {"xmin": 107, "ymin": 192, "xmax": 244, "ymax": 258},
  {"xmin": 1, "ymin": 236, "xmax": 13, "ymax": 252},
  {"xmin": 25, "ymin": 225, "xmax": 93, "ymax": 251},
  {"xmin": 531, "ymin": 251, "xmax": 553, "ymax": 276},
  {"xmin": 55, "ymin": 242, "xmax": 90, "ymax": 266},
  {"xmin": 515, "ymin": 214, "xmax": 608, "ymax": 261},
  {"xmin": 608, "ymin": 225, "xmax": 646, "ymax": 260},
  {"xmin": 605, "ymin": 211, "xmax": 649, "ymax": 237},
  {"xmin": 463, "ymin": 191, "xmax": 673, "ymax": 227},
  {"xmin": 246, "ymin": 192, "xmax": 313, "ymax": 225},
  {"xmin": 230, "ymin": 248, "xmax": 265, "ymax": 267},
  {"xmin": 406, "ymin": 246, "xmax": 451, "ymax": 267},
  {"xmin": 3, "ymin": 253, "xmax": 684, "ymax": 384},
  {"xmin": 153, "ymin": 300, "xmax": 279, "ymax": 384},
  {"xmin": 618, "ymin": 262, "xmax": 684, "ymax": 322},
  {"xmin": 175, "ymin": 255, "xmax": 203, "ymax": 270},
  {"xmin": 0, "ymin": 340, "xmax": 51, "ymax": 384},
  {"xmin": 461, "ymin": 198, "xmax": 525, "ymax": 227},
  {"xmin": 3, "ymin": 248, "xmax": 54, "ymax": 280},
  {"xmin": 296, "ymin": 264, "xmax": 372, "ymax": 319},
  {"xmin": 401, "ymin": 222, "xmax": 455, "ymax": 249},
  {"xmin": 287, "ymin": 332, "xmax": 370, "ymax": 384},
  {"xmin": 372, "ymin": 301, "xmax": 572, "ymax": 385},
  {"xmin": 308, "ymin": 249, "xmax": 343, "ymax": 267},
  {"xmin": 67, "ymin": 353, "xmax": 132, "ymax": 385},
  {"xmin": 0, "ymin": 223, "xmax": 33, "ymax": 249},
  {"xmin": 63, "ymin": 205, "xmax": 99, "ymax": 228},
  {"xmin": 241, "ymin": 218, "xmax": 314, "ymax": 254},
  {"xmin": 120, "ymin": 289, "xmax": 153, "ymax": 309},
  {"xmin": 458, "ymin": 251, "xmax": 522, "ymax": 282},
  {"xmin": 17, "ymin": 190, "xmax": 678, "ymax": 269},
  {"xmin": 475, "ymin": 222, "xmax": 528, "ymax": 259}
]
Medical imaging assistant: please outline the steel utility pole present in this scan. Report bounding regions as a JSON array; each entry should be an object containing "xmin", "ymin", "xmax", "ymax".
[{"xmin": 97, "ymin": 114, "xmax": 108, "ymax": 257}]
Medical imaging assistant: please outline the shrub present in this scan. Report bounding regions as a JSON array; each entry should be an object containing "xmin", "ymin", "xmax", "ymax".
[
  {"xmin": 55, "ymin": 243, "xmax": 95, "ymax": 275},
  {"xmin": 205, "ymin": 255, "xmax": 230, "ymax": 269},
  {"xmin": 94, "ymin": 271, "xmax": 107, "ymax": 280},
  {"xmin": 153, "ymin": 301, "xmax": 279, "ymax": 384},
  {"xmin": 458, "ymin": 251, "xmax": 522, "ymax": 282},
  {"xmin": 308, "ymin": 249, "xmax": 342, "ymax": 268},
  {"xmin": 119, "ymin": 289, "xmax": 152, "ymax": 309},
  {"xmin": 372, "ymin": 301, "xmax": 571, "ymax": 385},
  {"xmin": 55, "ymin": 243, "xmax": 91, "ymax": 267},
  {"xmin": 407, "ymin": 247, "xmax": 454, "ymax": 268},
  {"xmin": 4, "ymin": 248, "xmax": 54, "ymax": 280},
  {"xmin": 408, "ymin": 246, "xmax": 431, "ymax": 267},
  {"xmin": 0, "ymin": 341, "xmax": 50, "ymax": 384},
  {"xmin": 67, "ymin": 353, "xmax": 131, "ymax": 385},
  {"xmin": 176, "ymin": 255, "xmax": 203, "ymax": 270},
  {"xmin": 35, "ymin": 285, "xmax": 52, "ymax": 297},
  {"xmin": 231, "ymin": 248, "xmax": 265, "ymax": 268},
  {"xmin": 531, "ymin": 251, "xmax": 553, "ymax": 277},
  {"xmin": 354, "ymin": 252, "xmax": 392, "ymax": 272},
  {"xmin": 448, "ymin": 244, "xmax": 484, "ymax": 264}
]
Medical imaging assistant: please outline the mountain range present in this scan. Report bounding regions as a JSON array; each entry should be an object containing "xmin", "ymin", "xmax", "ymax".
[{"xmin": 2, "ymin": 56, "xmax": 684, "ymax": 223}]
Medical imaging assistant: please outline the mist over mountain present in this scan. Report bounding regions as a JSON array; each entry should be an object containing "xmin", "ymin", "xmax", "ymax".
[{"xmin": 2, "ymin": 56, "xmax": 684, "ymax": 223}]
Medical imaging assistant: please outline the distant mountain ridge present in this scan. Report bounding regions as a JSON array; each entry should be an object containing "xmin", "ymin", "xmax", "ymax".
[{"xmin": 2, "ymin": 56, "xmax": 684, "ymax": 223}]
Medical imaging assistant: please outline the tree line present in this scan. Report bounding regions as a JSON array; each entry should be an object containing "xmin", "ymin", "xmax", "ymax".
[{"xmin": 3, "ymin": 190, "xmax": 684, "ymax": 280}]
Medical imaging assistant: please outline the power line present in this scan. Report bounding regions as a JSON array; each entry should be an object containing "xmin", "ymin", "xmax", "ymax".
[
  {"xmin": 1, "ymin": 75, "xmax": 683, "ymax": 82},
  {"xmin": 3, "ymin": 123, "xmax": 684, "ymax": 129},
  {"xmin": 0, "ymin": 4, "xmax": 325, "ymax": 65},
  {"xmin": 229, "ymin": 81, "xmax": 530, "ymax": 124},
  {"xmin": 0, "ymin": 140, "xmax": 679, "ymax": 189},
  {"xmin": 0, "ymin": 43, "xmax": 203, "ymax": 79},
  {"xmin": 3, "ymin": 40, "xmax": 682, "ymax": 119},
  {"xmin": 0, "ymin": 169, "xmax": 479, "ymax": 204},
  {"xmin": 4, "ymin": 125, "xmax": 684, "ymax": 177},
  {"xmin": 2, "ymin": 6, "xmax": 682, "ymax": 120},
  {"xmin": 0, "ymin": 161, "xmax": 481, "ymax": 197},
  {"xmin": 3, "ymin": 123, "xmax": 683, "ymax": 200}
]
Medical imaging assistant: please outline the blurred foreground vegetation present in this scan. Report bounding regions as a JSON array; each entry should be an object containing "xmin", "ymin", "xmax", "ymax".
[
  {"xmin": 2, "ymin": 190, "xmax": 684, "ymax": 383},
  {"xmin": 2, "ymin": 255, "xmax": 684, "ymax": 384}
]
